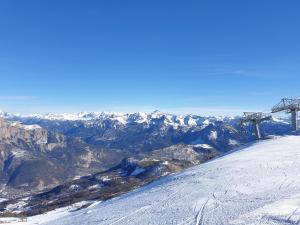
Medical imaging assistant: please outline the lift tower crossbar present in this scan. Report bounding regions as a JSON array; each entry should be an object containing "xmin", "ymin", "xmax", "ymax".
[
  {"xmin": 240, "ymin": 112, "xmax": 272, "ymax": 140},
  {"xmin": 271, "ymin": 98, "xmax": 300, "ymax": 131}
]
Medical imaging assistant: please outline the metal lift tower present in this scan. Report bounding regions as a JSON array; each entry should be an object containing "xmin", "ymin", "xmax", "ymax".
[
  {"xmin": 240, "ymin": 112, "xmax": 272, "ymax": 140},
  {"xmin": 271, "ymin": 98, "xmax": 300, "ymax": 131}
]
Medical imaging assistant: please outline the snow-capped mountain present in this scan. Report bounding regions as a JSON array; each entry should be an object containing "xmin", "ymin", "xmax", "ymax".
[
  {"xmin": 1, "ymin": 110, "xmax": 247, "ymax": 152},
  {"xmin": 1, "ymin": 110, "xmax": 224, "ymax": 127},
  {"xmin": 0, "ymin": 110, "xmax": 292, "ymax": 151},
  {"xmin": 18, "ymin": 135, "xmax": 300, "ymax": 225}
]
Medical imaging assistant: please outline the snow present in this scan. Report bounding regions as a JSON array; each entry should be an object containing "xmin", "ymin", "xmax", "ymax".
[
  {"xmin": 0, "ymin": 198, "xmax": 7, "ymax": 203},
  {"xmin": 8, "ymin": 111, "xmax": 210, "ymax": 129},
  {"xmin": 72, "ymin": 176, "xmax": 82, "ymax": 180},
  {"xmin": 111, "ymin": 115, "xmax": 128, "ymax": 125},
  {"xmin": 162, "ymin": 161, "xmax": 169, "ymax": 165},
  {"xmin": 22, "ymin": 124, "xmax": 42, "ymax": 130},
  {"xmin": 193, "ymin": 143, "xmax": 213, "ymax": 149},
  {"xmin": 9, "ymin": 122, "xmax": 42, "ymax": 131},
  {"xmin": 5, "ymin": 201, "xmax": 27, "ymax": 213},
  {"xmin": 0, "ymin": 201, "xmax": 91, "ymax": 225},
  {"xmin": 186, "ymin": 117, "xmax": 197, "ymax": 126},
  {"xmin": 229, "ymin": 139, "xmax": 239, "ymax": 146},
  {"xmin": 69, "ymin": 185, "xmax": 80, "ymax": 191},
  {"xmin": 135, "ymin": 113, "xmax": 148, "ymax": 123},
  {"xmin": 4, "ymin": 135, "xmax": 300, "ymax": 224},
  {"xmin": 202, "ymin": 119, "xmax": 211, "ymax": 125},
  {"xmin": 230, "ymin": 195, "xmax": 300, "ymax": 224},
  {"xmin": 208, "ymin": 130, "xmax": 218, "ymax": 141},
  {"xmin": 100, "ymin": 176, "xmax": 111, "ymax": 182},
  {"xmin": 88, "ymin": 184, "xmax": 103, "ymax": 190},
  {"xmin": 175, "ymin": 116, "xmax": 185, "ymax": 126},
  {"xmin": 130, "ymin": 167, "xmax": 146, "ymax": 176},
  {"xmin": 11, "ymin": 150, "xmax": 27, "ymax": 158},
  {"xmin": 33, "ymin": 112, "xmax": 97, "ymax": 121}
]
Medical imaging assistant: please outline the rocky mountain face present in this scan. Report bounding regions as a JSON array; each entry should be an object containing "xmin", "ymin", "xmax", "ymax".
[
  {"xmin": 0, "ymin": 119, "xmax": 126, "ymax": 198},
  {"xmin": 0, "ymin": 110, "xmax": 293, "ymax": 216}
]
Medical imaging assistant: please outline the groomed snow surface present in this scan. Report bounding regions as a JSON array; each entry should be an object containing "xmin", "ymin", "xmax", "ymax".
[{"xmin": 3, "ymin": 135, "xmax": 300, "ymax": 225}]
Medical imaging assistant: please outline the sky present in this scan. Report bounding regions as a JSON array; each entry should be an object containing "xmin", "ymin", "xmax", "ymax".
[{"xmin": 0, "ymin": 0, "xmax": 300, "ymax": 116}]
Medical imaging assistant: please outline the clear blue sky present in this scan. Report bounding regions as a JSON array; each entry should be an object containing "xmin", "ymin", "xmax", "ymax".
[{"xmin": 0, "ymin": 0, "xmax": 300, "ymax": 116}]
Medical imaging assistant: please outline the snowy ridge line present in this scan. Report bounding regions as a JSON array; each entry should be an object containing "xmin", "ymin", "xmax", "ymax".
[
  {"xmin": 0, "ymin": 110, "xmax": 239, "ymax": 129},
  {"xmin": 0, "ymin": 110, "xmax": 226, "ymax": 121},
  {"xmin": 0, "ymin": 109, "xmax": 289, "ymax": 129}
]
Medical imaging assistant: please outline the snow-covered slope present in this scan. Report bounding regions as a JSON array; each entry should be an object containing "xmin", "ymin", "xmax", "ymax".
[{"xmin": 6, "ymin": 135, "xmax": 300, "ymax": 225}]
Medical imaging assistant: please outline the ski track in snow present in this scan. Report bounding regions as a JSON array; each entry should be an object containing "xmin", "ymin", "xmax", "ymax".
[
  {"xmin": 4, "ymin": 135, "xmax": 300, "ymax": 225},
  {"xmin": 195, "ymin": 199, "xmax": 209, "ymax": 225}
]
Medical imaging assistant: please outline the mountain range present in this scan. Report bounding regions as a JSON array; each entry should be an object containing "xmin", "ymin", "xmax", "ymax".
[{"xmin": 0, "ymin": 110, "xmax": 294, "ymax": 218}]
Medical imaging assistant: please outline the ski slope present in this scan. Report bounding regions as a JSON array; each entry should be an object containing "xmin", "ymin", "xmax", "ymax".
[{"xmin": 5, "ymin": 135, "xmax": 300, "ymax": 225}]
